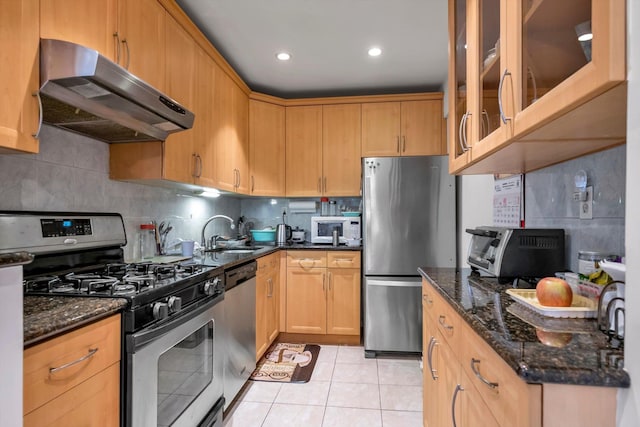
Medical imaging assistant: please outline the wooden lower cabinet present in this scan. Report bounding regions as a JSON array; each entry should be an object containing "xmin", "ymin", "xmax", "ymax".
[
  {"xmin": 23, "ymin": 314, "xmax": 121, "ymax": 427},
  {"xmin": 423, "ymin": 278, "xmax": 621, "ymax": 427},
  {"xmin": 285, "ymin": 251, "xmax": 360, "ymax": 338},
  {"xmin": 256, "ymin": 252, "xmax": 280, "ymax": 360}
]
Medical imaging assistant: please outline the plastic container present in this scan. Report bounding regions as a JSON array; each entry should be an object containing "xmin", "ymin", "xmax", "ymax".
[
  {"xmin": 138, "ymin": 223, "xmax": 156, "ymax": 259},
  {"xmin": 578, "ymin": 251, "xmax": 617, "ymax": 277},
  {"xmin": 250, "ymin": 229, "xmax": 276, "ymax": 242},
  {"xmin": 332, "ymin": 229, "xmax": 339, "ymax": 246},
  {"xmin": 320, "ymin": 197, "xmax": 329, "ymax": 216}
]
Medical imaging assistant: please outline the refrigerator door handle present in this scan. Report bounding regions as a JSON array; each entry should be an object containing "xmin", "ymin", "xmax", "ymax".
[{"xmin": 366, "ymin": 278, "xmax": 422, "ymax": 287}]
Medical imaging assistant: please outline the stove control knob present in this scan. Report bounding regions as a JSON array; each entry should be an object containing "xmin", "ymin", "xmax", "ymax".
[
  {"xmin": 204, "ymin": 278, "xmax": 221, "ymax": 296},
  {"xmin": 168, "ymin": 296, "xmax": 182, "ymax": 313},
  {"xmin": 152, "ymin": 302, "xmax": 169, "ymax": 320}
]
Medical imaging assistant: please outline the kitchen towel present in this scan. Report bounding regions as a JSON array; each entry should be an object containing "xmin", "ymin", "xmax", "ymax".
[{"xmin": 250, "ymin": 343, "xmax": 320, "ymax": 383}]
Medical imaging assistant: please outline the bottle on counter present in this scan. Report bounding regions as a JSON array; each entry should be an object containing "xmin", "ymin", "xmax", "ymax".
[
  {"xmin": 138, "ymin": 223, "xmax": 157, "ymax": 260},
  {"xmin": 332, "ymin": 229, "xmax": 340, "ymax": 246},
  {"xmin": 321, "ymin": 197, "xmax": 329, "ymax": 216},
  {"xmin": 329, "ymin": 200, "xmax": 338, "ymax": 216}
]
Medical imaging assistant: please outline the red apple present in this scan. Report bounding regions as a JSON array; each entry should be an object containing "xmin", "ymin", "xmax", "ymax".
[
  {"xmin": 536, "ymin": 277, "xmax": 573, "ymax": 307},
  {"xmin": 535, "ymin": 328, "xmax": 573, "ymax": 348}
]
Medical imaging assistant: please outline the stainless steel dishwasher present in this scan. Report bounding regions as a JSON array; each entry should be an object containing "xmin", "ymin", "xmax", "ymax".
[{"xmin": 223, "ymin": 260, "xmax": 257, "ymax": 410}]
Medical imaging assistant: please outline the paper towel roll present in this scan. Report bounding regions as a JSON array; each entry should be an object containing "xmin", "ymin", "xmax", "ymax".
[{"xmin": 288, "ymin": 200, "xmax": 317, "ymax": 213}]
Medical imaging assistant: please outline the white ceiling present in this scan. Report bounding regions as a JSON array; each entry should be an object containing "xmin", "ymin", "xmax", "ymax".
[{"xmin": 175, "ymin": 0, "xmax": 449, "ymax": 98}]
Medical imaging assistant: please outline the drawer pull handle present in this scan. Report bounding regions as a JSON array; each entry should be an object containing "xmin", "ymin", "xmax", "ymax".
[
  {"xmin": 299, "ymin": 259, "xmax": 316, "ymax": 268},
  {"xmin": 427, "ymin": 336, "xmax": 438, "ymax": 380},
  {"xmin": 471, "ymin": 358, "xmax": 499, "ymax": 390},
  {"xmin": 452, "ymin": 384, "xmax": 464, "ymax": 427},
  {"xmin": 49, "ymin": 348, "xmax": 99, "ymax": 374},
  {"xmin": 438, "ymin": 315, "xmax": 453, "ymax": 331}
]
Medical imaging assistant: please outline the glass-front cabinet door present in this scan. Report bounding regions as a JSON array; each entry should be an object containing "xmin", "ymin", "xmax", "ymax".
[
  {"xmin": 512, "ymin": 0, "xmax": 625, "ymax": 143},
  {"xmin": 448, "ymin": 0, "xmax": 471, "ymax": 173}
]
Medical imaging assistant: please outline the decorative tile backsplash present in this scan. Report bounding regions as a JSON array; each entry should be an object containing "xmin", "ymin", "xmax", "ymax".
[
  {"xmin": 525, "ymin": 145, "xmax": 626, "ymax": 272},
  {"xmin": 0, "ymin": 125, "xmax": 240, "ymax": 260}
]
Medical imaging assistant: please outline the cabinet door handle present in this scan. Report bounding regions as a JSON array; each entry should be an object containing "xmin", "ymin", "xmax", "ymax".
[
  {"xmin": 396, "ymin": 136, "xmax": 400, "ymax": 153},
  {"xmin": 251, "ymin": 175, "xmax": 255, "ymax": 193},
  {"xmin": 322, "ymin": 273, "xmax": 326, "ymax": 292},
  {"xmin": 423, "ymin": 293, "xmax": 433, "ymax": 307},
  {"xmin": 482, "ymin": 109, "xmax": 490, "ymax": 138},
  {"xmin": 113, "ymin": 32, "xmax": 121, "ymax": 64},
  {"xmin": 328, "ymin": 271, "xmax": 332, "ymax": 291},
  {"xmin": 498, "ymin": 68, "xmax": 512, "ymax": 124},
  {"xmin": 197, "ymin": 154, "xmax": 203, "ymax": 178},
  {"xmin": 49, "ymin": 348, "xmax": 99, "ymax": 374},
  {"xmin": 237, "ymin": 169, "xmax": 241, "ymax": 189},
  {"xmin": 192, "ymin": 153, "xmax": 197, "ymax": 178},
  {"xmin": 452, "ymin": 384, "xmax": 464, "ymax": 427},
  {"xmin": 402, "ymin": 135, "xmax": 406, "ymax": 152},
  {"xmin": 463, "ymin": 112, "xmax": 471, "ymax": 152},
  {"xmin": 122, "ymin": 39, "xmax": 130, "ymax": 70},
  {"xmin": 32, "ymin": 92, "xmax": 43, "ymax": 138},
  {"xmin": 427, "ymin": 336, "xmax": 438, "ymax": 380},
  {"xmin": 471, "ymin": 358, "xmax": 499, "ymax": 390},
  {"xmin": 438, "ymin": 315, "xmax": 453, "ymax": 331},
  {"xmin": 458, "ymin": 112, "xmax": 470, "ymax": 152}
]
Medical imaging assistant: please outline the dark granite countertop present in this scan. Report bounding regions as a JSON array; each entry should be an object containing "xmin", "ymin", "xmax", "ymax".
[
  {"xmin": 419, "ymin": 267, "xmax": 630, "ymax": 388},
  {"xmin": 24, "ymin": 296, "xmax": 128, "ymax": 347},
  {"xmin": 23, "ymin": 244, "xmax": 360, "ymax": 346}
]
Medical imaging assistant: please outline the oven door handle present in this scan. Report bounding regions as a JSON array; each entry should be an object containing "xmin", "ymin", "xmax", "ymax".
[{"xmin": 127, "ymin": 294, "xmax": 223, "ymax": 352}]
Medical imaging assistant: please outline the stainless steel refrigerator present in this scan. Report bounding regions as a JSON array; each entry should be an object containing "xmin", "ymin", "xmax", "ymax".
[{"xmin": 363, "ymin": 156, "xmax": 456, "ymax": 357}]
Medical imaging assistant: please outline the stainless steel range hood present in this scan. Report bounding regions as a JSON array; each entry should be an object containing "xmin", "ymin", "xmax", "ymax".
[{"xmin": 39, "ymin": 39, "xmax": 194, "ymax": 143}]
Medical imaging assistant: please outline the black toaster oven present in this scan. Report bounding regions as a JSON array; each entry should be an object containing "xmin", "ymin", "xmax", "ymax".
[{"xmin": 466, "ymin": 226, "xmax": 565, "ymax": 283}]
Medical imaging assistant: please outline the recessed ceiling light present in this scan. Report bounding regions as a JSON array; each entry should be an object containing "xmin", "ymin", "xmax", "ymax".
[
  {"xmin": 368, "ymin": 47, "xmax": 382, "ymax": 57},
  {"xmin": 276, "ymin": 52, "xmax": 291, "ymax": 61}
]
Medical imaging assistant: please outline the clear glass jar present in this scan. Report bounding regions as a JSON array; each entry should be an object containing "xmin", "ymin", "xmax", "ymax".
[
  {"xmin": 138, "ymin": 223, "xmax": 156, "ymax": 259},
  {"xmin": 320, "ymin": 197, "xmax": 329, "ymax": 216}
]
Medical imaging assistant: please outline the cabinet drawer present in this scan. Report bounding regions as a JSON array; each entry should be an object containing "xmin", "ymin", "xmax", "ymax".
[
  {"xmin": 327, "ymin": 251, "xmax": 361, "ymax": 269},
  {"xmin": 286, "ymin": 250, "xmax": 327, "ymax": 268},
  {"xmin": 460, "ymin": 322, "xmax": 539, "ymax": 427},
  {"xmin": 257, "ymin": 252, "xmax": 279, "ymax": 276},
  {"xmin": 24, "ymin": 362, "xmax": 120, "ymax": 427},
  {"xmin": 24, "ymin": 314, "xmax": 121, "ymax": 414},
  {"xmin": 422, "ymin": 280, "xmax": 460, "ymax": 353}
]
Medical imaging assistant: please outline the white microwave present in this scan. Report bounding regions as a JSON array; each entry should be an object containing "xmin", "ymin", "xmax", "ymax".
[{"xmin": 310, "ymin": 216, "xmax": 361, "ymax": 244}]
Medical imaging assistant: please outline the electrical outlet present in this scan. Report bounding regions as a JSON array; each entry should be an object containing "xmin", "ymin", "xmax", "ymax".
[{"xmin": 580, "ymin": 186, "xmax": 593, "ymax": 220}]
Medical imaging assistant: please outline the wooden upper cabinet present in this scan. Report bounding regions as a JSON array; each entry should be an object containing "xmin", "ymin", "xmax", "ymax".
[
  {"xmin": 214, "ymin": 71, "xmax": 249, "ymax": 193},
  {"xmin": 285, "ymin": 106, "xmax": 323, "ymax": 197},
  {"xmin": 450, "ymin": 0, "xmax": 626, "ymax": 175},
  {"xmin": 193, "ymin": 47, "xmax": 217, "ymax": 187},
  {"xmin": 322, "ymin": 104, "xmax": 362, "ymax": 197},
  {"xmin": 40, "ymin": 0, "xmax": 118, "ymax": 60},
  {"xmin": 232, "ymin": 82, "xmax": 250, "ymax": 194},
  {"xmin": 362, "ymin": 99, "xmax": 445, "ymax": 157},
  {"xmin": 163, "ymin": 15, "xmax": 196, "ymax": 184},
  {"xmin": 249, "ymin": 100, "xmax": 286, "ymax": 196},
  {"xmin": 117, "ymin": 0, "xmax": 166, "ymax": 90},
  {"xmin": 0, "ymin": 0, "xmax": 40, "ymax": 154},
  {"xmin": 361, "ymin": 102, "xmax": 401, "ymax": 156},
  {"xmin": 401, "ymin": 100, "xmax": 445, "ymax": 155}
]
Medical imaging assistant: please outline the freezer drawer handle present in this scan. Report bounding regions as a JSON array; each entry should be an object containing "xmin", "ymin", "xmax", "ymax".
[
  {"xmin": 438, "ymin": 315, "xmax": 454, "ymax": 331},
  {"xmin": 49, "ymin": 348, "xmax": 98, "ymax": 374},
  {"xmin": 471, "ymin": 358, "xmax": 499, "ymax": 390}
]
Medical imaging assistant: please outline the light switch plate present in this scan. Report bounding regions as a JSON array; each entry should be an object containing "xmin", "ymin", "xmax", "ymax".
[{"xmin": 580, "ymin": 186, "xmax": 593, "ymax": 220}]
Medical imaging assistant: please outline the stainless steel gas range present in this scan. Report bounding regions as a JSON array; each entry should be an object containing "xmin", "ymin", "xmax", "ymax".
[{"xmin": 1, "ymin": 211, "xmax": 226, "ymax": 427}]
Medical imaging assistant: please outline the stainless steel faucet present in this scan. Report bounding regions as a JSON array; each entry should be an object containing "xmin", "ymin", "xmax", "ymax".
[{"xmin": 201, "ymin": 215, "xmax": 235, "ymax": 250}]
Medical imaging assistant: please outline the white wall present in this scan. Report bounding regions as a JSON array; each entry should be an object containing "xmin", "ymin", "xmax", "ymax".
[
  {"xmin": 617, "ymin": 1, "xmax": 639, "ymax": 424},
  {"xmin": 456, "ymin": 175, "xmax": 494, "ymax": 267}
]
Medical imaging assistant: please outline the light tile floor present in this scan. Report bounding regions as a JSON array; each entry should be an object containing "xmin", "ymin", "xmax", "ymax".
[{"xmin": 223, "ymin": 345, "xmax": 423, "ymax": 427}]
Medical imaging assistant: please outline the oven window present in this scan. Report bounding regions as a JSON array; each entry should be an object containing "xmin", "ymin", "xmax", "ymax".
[
  {"xmin": 317, "ymin": 222, "xmax": 343, "ymax": 237},
  {"xmin": 157, "ymin": 321, "xmax": 214, "ymax": 427}
]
